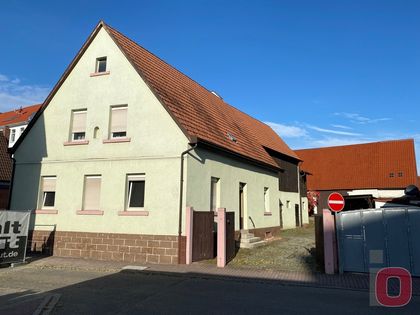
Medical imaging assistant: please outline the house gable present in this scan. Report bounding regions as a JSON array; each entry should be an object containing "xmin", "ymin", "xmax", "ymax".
[{"xmin": 14, "ymin": 26, "xmax": 189, "ymax": 163}]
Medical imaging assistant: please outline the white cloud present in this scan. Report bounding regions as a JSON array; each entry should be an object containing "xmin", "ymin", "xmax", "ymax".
[
  {"xmin": 306, "ymin": 125, "xmax": 362, "ymax": 136},
  {"xmin": 265, "ymin": 121, "xmax": 308, "ymax": 138},
  {"xmin": 334, "ymin": 112, "xmax": 391, "ymax": 124},
  {"xmin": 331, "ymin": 124, "xmax": 352, "ymax": 130},
  {"xmin": 0, "ymin": 73, "xmax": 49, "ymax": 112}
]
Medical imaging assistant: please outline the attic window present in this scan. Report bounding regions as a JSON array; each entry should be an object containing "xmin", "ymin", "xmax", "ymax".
[
  {"xmin": 227, "ymin": 132, "xmax": 237, "ymax": 143},
  {"xmin": 389, "ymin": 172, "xmax": 394, "ymax": 178},
  {"xmin": 398, "ymin": 172, "xmax": 403, "ymax": 177},
  {"xmin": 96, "ymin": 57, "xmax": 107, "ymax": 73}
]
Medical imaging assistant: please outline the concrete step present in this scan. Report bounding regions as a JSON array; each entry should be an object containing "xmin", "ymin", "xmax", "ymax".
[
  {"xmin": 240, "ymin": 237, "xmax": 262, "ymax": 244},
  {"xmin": 240, "ymin": 240, "xmax": 266, "ymax": 249},
  {"xmin": 240, "ymin": 233, "xmax": 255, "ymax": 240}
]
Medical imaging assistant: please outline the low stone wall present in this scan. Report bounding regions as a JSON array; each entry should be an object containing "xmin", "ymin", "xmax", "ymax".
[{"xmin": 29, "ymin": 230, "xmax": 180, "ymax": 264}]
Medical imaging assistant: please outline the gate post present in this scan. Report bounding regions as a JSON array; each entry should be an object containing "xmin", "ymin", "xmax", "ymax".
[
  {"xmin": 186, "ymin": 206, "xmax": 194, "ymax": 265},
  {"xmin": 323, "ymin": 209, "xmax": 337, "ymax": 274},
  {"xmin": 217, "ymin": 207, "xmax": 226, "ymax": 268}
]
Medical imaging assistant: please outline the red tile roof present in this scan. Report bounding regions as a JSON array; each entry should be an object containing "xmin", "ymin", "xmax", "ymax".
[
  {"xmin": 0, "ymin": 104, "xmax": 41, "ymax": 128},
  {"xmin": 296, "ymin": 139, "xmax": 418, "ymax": 191},
  {"xmin": 0, "ymin": 132, "xmax": 12, "ymax": 182},
  {"xmin": 104, "ymin": 24, "xmax": 299, "ymax": 167},
  {"xmin": 12, "ymin": 22, "xmax": 299, "ymax": 169}
]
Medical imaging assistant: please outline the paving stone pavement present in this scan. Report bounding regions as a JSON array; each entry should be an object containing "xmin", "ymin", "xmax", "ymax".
[{"xmin": 20, "ymin": 256, "xmax": 420, "ymax": 295}]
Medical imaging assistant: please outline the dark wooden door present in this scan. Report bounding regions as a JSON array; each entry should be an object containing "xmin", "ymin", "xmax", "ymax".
[
  {"xmin": 226, "ymin": 212, "xmax": 236, "ymax": 263},
  {"xmin": 192, "ymin": 211, "xmax": 215, "ymax": 261},
  {"xmin": 295, "ymin": 204, "xmax": 300, "ymax": 227}
]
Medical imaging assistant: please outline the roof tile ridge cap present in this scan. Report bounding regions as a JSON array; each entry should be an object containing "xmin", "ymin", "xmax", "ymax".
[
  {"xmin": 104, "ymin": 23, "xmax": 225, "ymax": 99},
  {"xmin": 296, "ymin": 138, "xmax": 415, "ymax": 152}
]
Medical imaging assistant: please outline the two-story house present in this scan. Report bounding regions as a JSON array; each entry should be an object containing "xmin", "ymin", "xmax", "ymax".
[
  {"xmin": 0, "ymin": 104, "xmax": 41, "ymax": 147},
  {"xmin": 0, "ymin": 104, "xmax": 40, "ymax": 208},
  {"xmin": 9, "ymin": 21, "xmax": 308, "ymax": 264}
]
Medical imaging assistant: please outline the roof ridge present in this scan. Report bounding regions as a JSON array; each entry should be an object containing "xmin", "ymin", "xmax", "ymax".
[
  {"xmin": 296, "ymin": 138, "xmax": 414, "ymax": 152},
  {"xmin": 103, "ymin": 23, "xmax": 276, "ymax": 131},
  {"xmin": 103, "ymin": 23, "xmax": 224, "ymax": 100}
]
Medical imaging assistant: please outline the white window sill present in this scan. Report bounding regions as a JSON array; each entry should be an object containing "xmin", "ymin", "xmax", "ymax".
[
  {"xmin": 63, "ymin": 140, "xmax": 89, "ymax": 146},
  {"xmin": 76, "ymin": 210, "xmax": 104, "ymax": 215},
  {"xmin": 118, "ymin": 210, "xmax": 149, "ymax": 216},
  {"xmin": 90, "ymin": 71, "xmax": 110, "ymax": 77},
  {"xmin": 103, "ymin": 137, "xmax": 131, "ymax": 144},
  {"xmin": 34, "ymin": 209, "xmax": 58, "ymax": 214}
]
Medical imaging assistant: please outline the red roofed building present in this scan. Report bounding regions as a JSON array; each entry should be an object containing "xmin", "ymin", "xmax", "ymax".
[
  {"xmin": 0, "ymin": 104, "xmax": 40, "ymax": 208},
  {"xmin": 8, "ymin": 21, "xmax": 308, "ymax": 264},
  {"xmin": 296, "ymin": 139, "xmax": 419, "ymax": 212},
  {"xmin": 0, "ymin": 104, "xmax": 41, "ymax": 147}
]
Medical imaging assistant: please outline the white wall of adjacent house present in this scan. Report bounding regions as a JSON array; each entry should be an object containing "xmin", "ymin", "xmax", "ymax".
[
  {"xmin": 347, "ymin": 189, "xmax": 405, "ymax": 207},
  {"xmin": 8, "ymin": 124, "xmax": 27, "ymax": 148},
  {"xmin": 186, "ymin": 147, "xmax": 309, "ymax": 231}
]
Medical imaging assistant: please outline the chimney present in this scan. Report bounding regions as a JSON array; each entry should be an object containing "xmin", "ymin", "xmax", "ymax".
[{"xmin": 2, "ymin": 126, "xmax": 10, "ymax": 141}]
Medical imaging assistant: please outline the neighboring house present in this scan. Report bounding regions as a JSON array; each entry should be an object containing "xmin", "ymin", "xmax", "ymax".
[
  {"xmin": 9, "ymin": 21, "xmax": 308, "ymax": 264},
  {"xmin": 0, "ymin": 104, "xmax": 40, "ymax": 208},
  {"xmin": 0, "ymin": 131, "xmax": 12, "ymax": 209},
  {"xmin": 0, "ymin": 104, "xmax": 41, "ymax": 147},
  {"xmin": 296, "ymin": 139, "xmax": 418, "ymax": 212}
]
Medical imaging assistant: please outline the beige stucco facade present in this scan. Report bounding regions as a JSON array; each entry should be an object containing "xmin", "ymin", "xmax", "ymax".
[{"xmin": 10, "ymin": 27, "xmax": 308, "ymax": 240}]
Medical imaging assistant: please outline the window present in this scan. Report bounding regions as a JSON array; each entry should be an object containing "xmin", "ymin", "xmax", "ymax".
[
  {"xmin": 126, "ymin": 175, "xmax": 145, "ymax": 209},
  {"xmin": 210, "ymin": 177, "xmax": 220, "ymax": 211},
  {"xmin": 110, "ymin": 106, "xmax": 128, "ymax": 138},
  {"xmin": 83, "ymin": 176, "xmax": 101, "ymax": 210},
  {"xmin": 398, "ymin": 172, "xmax": 403, "ymax": 177},
  {"xmin": 96, "ymin": 57, "xmax": 107, "ymax": 73},
  {"xmin": 389, "ymin": 172, "xmax": 395, "ymax": 178},
  {"xmin": 10, "ymin": 129, "xmax": 16, "ymax": 143},
  {"xmin": 40, "ymin": 177, "xmax": 56, "ymax": 209},
  {"xmin": 20, "ymin": 127, "xmax": 25, "ymax": 134},
  {"xmin": 71, "ymin": 110, "xmax": 87, "ymax": 141},
  {"xmin": 264, "ymin": 187, "xmax": 270, "ymax": 212}
]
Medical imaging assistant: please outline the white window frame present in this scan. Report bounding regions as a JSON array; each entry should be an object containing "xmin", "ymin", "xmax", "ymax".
[
  {"xmin": 210, "ymin": 177, "xmax": 220, "ymax": 211},
  {"xmin": 126, "ymin": 174, "xmax": 145, "ymax": 210},
  {"xmin": 109, "ymin": 105, "xmax": 128, "ymax": 139},
  {"xmin": 71, "ymin": 109, "xmax": 87, "ymax": 141},
  {"xmin": 10, "ymin": 129, "xmax": 16, "ymax": 143},
  {"xmin": 40, "ymin": 176, "xmax": 56, "ymax": 209},
  {"xmin": 96, "ymin": 57, "xmax": 107, "ymax": 73},
  {"xmin": 264, "ymin": 187, "xmax": 270, "ymax": 213}
]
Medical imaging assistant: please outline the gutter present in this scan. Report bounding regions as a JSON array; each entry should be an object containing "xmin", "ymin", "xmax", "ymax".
[
  {"xmin": 7, "ymin": 154, "xmax": 16, "ymax": 210},
  {"xmin": 177, "ymin": 142, "xmax": 198, "ymax": 263}
]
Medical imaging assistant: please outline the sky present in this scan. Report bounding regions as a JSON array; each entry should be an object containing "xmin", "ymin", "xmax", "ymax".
[{"xmin": 1, "ymin": 1, "xmax": 420, "ymax": 165}]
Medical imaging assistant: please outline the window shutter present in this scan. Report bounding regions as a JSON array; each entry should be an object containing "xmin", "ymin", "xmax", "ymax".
[
  {"xmin": 111, "ymin": 107, "xmax": 127, "ymax": 133},
  {"xmin": 84, "ymin": 176, "xmax": 101, "ymax": 210},
  {"xmin": 42, "ymin": 177, "xmax": 56, "ymax": 192},
  {"xmin": 72, "ymin": 111, "xmax": 87, "ymax": 133}
]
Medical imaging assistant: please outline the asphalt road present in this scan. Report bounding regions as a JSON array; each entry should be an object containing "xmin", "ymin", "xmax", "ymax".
[{"xmin": 0, "ymin": 265, "xmax": 418, "ymax": 314}]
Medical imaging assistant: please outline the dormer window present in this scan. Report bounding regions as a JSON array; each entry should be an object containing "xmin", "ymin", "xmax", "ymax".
[{"xmin": 96, "ymin": 57, "xmax": 107, "ymax": 73}]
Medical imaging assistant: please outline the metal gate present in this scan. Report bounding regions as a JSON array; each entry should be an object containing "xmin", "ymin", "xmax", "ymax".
[
  {"xmin": 336, "ymin": 208, "xmax": 420, "ymax": 276},
  {"xmin": 226, "ymin": 212, "xmax": 236, "ymax": 263},
  {"xmin": 192, "ymin": 211, "xmax": 215, "ymax": 262}
]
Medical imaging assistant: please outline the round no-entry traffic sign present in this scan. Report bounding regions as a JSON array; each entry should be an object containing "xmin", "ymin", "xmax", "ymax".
[{"xmin": 328, "ymin": 192, "xmax": 345, "ymax": 212}]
